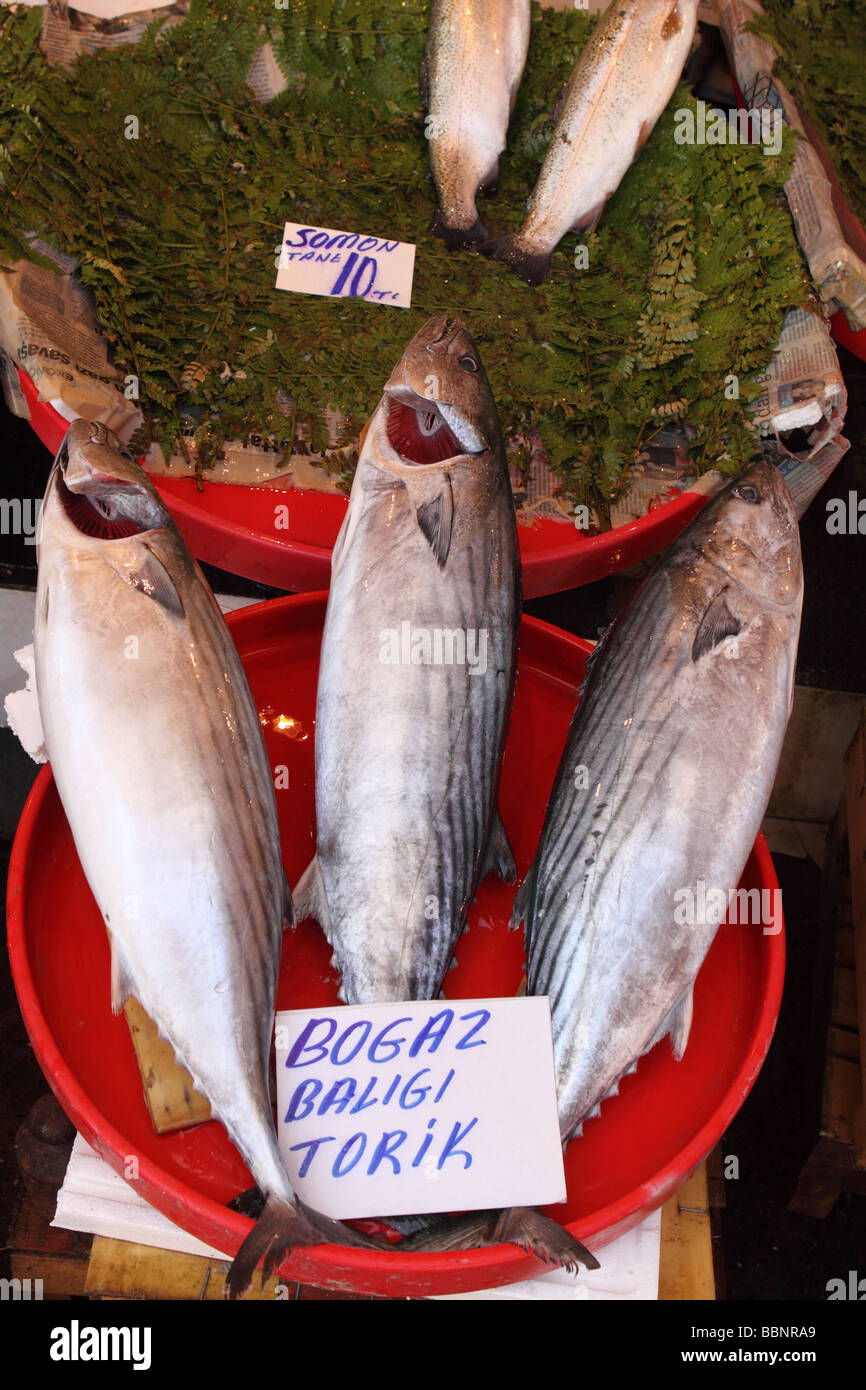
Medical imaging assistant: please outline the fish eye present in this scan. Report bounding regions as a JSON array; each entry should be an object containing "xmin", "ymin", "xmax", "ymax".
[
  {"xmin": 734, "ymin": 484, "xmax": 761, "ymax": 504},
  {"xmin": 459, "ymin": 354, "xmax": 479, "ymax": 373}
]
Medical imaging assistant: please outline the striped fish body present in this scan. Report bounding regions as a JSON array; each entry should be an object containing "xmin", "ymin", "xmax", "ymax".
[
  {"xmin": 518, "ymin": 462, "xmax": 802, "ymax": 1142},
  {"xmin": 426, "ymin": 0, "xmax": 530, "ymax": 249},
  {"xmin": 489, "ymin": 0, "xmax": 698, "ymax": 283},
  {"xmin": 297, "ymin": 315, "xmax": 520, "ymax": 1003},
  {"xmin": 34, "ymin": 421, "xmax": 375, "ymax": 1296}
]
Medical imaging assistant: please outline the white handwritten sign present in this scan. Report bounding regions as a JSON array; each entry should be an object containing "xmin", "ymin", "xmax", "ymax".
[
  {"xmin": 274, "ymin": 997, "xmax": 566, "ymax": 1220},
  {"xmin": 275, "ymin": 222, "xmax": 416, "ymax": 308}
]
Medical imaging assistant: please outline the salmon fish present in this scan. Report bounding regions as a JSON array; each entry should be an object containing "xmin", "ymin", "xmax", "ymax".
[
  {"xmin": 295, "ymin": 314, "xmax": 520, "ymax": 1002},
  {"xmin": 425, "ymin": 0, "xmax": 531, "ymax": 249},
  {"xmin": 488, "ymin": 0, "xmax": 699, "ymax": 283},
  {"xmin": 33, "ymin": 420, "xmax": 383, "ymax": 1298}
]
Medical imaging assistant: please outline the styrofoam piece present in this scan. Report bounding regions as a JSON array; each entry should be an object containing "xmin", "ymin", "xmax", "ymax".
[
  {"xmin": 54, "ymin": 1133, "xmax": 661, "ymax": 1298},
  {"xmin": 53, "ymin": 1134, "xmax": 228, "ymax": 1261}
]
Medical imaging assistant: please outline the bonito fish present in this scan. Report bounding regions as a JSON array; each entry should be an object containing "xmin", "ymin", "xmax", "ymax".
[
  {"xmin": 296, "ymin": 316, "xmax": 597, "ymax": 1274},
  {"xmin": 517, "ymin": 460, "xmax": 803, "ymax": 1141},
  {"xmin": 425, "ymin": 0, "xmax": 531, "ymax": 250},
  {"xmin": 34, "ymin": 420, "xmax": 382, "ymax": 1297},
  {"xmin": 295, "ymin": 314, "xmax": 520, "ymax": 1002},
  {"xmin": 488, "ymin": 0, "xmax": 699, "ymax": 284},
  {"xmin": 401, "ymin": 460, "xmax": 801, "ymax": 1260}
]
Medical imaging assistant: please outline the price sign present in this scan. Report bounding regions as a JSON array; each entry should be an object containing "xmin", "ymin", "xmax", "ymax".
[{"xmin": 275, "ymin": 222, "xmax": 416, "ymax": 307}]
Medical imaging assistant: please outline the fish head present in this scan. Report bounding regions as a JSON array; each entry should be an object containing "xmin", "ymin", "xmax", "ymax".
[
  {"xmin": 379, "ymin": 313, "xmax": 502, "ymax": 467},
  {"xmin": 693, "ymin": 461, "xmax": 802, "ymax": 606},
  {"xmin": 40, "ymin": 419, "xmax": 173, "ymax": 549}
]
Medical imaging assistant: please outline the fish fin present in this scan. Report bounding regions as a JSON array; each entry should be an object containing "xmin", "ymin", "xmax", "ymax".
[
  {"xmin": 634, "ymin": 118, "xmax": 651, "ymax": 159},
  {"xmin": 429, "ymin": 208, "xmax": 487, "ymax": 252},
  {"xmin": 283, "ymin": 871, "xmax": 295, "ymax": 930},
  {"xmin": 509, "ymin": 872, "xmax": 533, "ymax": 932},
  {"xmin": 668, "ymin": 986, "xmax": 694, "ymax": 1061},
  {"xmin": 480, "ymin": 808, "xmax": 517, "ymax": 884},
  {"xmin": 573, "ymin": 196, "xmax": 609, "ymax": 235},
  {"xmin": 692, "ymin": 590, "xmax": 742, "ymax": 661},
  {"xmin": 292, "ymin": 856, "xmax": 331, "ymax": 940},
  {"xmin": 109, "ymin": 937, "xmax": 134, "ymax": 1014},
  {"xmin": 662, "ymin": 2, "xmax": 682, "ymax": 39},
  {"xmin": 124, "ymin": 542, "xmax": 185, "ymax": 617},
  {"xmin": 478, "ymin": 158, "xmax": 500, "ymax": 198},
  {"xmin": 398, "ymin": 1207, "xmax": 599, "ymax": 1274},
  {"xmin": 412, "ymin": 472, "xmax": 454, "ymax": 568},
  {"xmin": 551, "ymin": 80, "xmax": 569, "ymax": 125},
  {"xmin": 225, "ymin": 1194, "xmax": 389, "ymax": 1300},
  {"xmin": 483, "ymin": 235, "xmax": 551, "ymax": 286}
]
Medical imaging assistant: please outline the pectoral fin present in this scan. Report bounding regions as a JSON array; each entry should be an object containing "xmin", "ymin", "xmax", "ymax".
[
  {"xmin": 404, "ymin": 470, "xmax": 455, "ymax": 567},
  {"xmin": 123, "ymin": 543, "xmax": 185, "ymax": 617},
  {"xmin": 692, "ymin": 589, "xmax": 742, "ymax": 660}
]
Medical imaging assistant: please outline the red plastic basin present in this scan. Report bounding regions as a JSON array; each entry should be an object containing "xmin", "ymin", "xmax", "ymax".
[
  {"xmin": 6, "ymin": 593, "xmax": 784, "ymax": 1297},
  {"xmin": 17, "ymin": 366, "xmax": 708, "ymax": 598}
]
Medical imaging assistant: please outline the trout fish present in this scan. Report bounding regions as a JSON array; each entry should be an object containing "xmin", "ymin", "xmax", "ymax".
[
  {"xmin": 34, "ymin": 420, "xmax": 382, "ymax": 1297},
  {"xmin": 400, "ymin": 460, "xmax": 801, "ymax": 1259},
  {"xmin": 425, "ymin": 0, "xmax": 531, "ymax": 250},
  {"xmin": 488, "ymin": 0, "xmax": 699, "ymax": 283},
  {"xmin": 295, "ymin": 314, "xmax": 520, "ymax": 1002}
]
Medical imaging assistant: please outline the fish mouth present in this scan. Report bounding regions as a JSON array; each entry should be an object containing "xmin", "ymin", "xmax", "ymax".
[
  {"xmin": 51, "ymin": 430, "xmax": 164, "ymax": 540},
  {"xmin": 384, "ymin": 388, "xmax": 487, "ymax": 465}
]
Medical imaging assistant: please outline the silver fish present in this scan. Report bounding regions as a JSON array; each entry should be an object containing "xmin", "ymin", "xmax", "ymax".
[
  {"xmin": 488, "ymin": 0, "xmax": 699, "ymax": 283},
  {"xmin": 33, "ymin": 420, "xmax": 381, "ymax": 1297},
  {"xmin": 402, "ymin": 460, "xmax": 801, "ymax": 1263},
  {"xmin": 515, "ymin": 459, "xmax": 803, "ymax": 1142},
  {"xmin": 425, "ymin": 0, "xmax": 531, "ymax": 250},
  {"xmin": 295, "ymin": 314, "xmax": 520, "ymax": 1002}
]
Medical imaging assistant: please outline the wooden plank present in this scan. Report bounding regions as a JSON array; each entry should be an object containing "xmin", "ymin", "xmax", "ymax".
[
  {"xmin": 9, "ymin": 1202, "xmax": 92, "ymax": 1299},
  {"xmin": 831, "ymin": 965, "xmax": 859, "ymax": 1033},
  {"xmin": 658, "ymin": 1163, "xmax": 715, "ymax": 1301},
  {"xmin": 85, "ymin": 1236, "xmax": 284, "ymax": 1301},
  {"xmin": 123, "ymin": 995, "xmax": 211, "ymax": 1134}
]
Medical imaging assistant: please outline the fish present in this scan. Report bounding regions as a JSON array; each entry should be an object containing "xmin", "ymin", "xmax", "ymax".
[
  {"xmin": 399, "ymin": 459, "xmax": 801, "ymax": 1260},
  {"xmin": 33, "ymin": 419, "xmax": 384, "ymax": 1298},
  {"xmin": 516, "ymin": 459, "xmax": 803, "ymax": 1142},
  {"xmin": 424, "ymin": 0, "xmax": 531, "ymax": 250},
  {"xmin": 487, "ymin": 0, "xmax": 699, "ymax": 284},
  {"xmin": 295, "ymin": 316, "xmax": 598, "ymax": 1274},
  {"xmin": 295, "ymin": 313, "xmax": 521, "ymax": 1003}
]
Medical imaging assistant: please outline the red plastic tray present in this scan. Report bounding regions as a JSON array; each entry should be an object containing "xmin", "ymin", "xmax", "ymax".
[
  {"xmin": 17, "ymin": 366, "xmax": 709, "ymax": 597},
  {"xmin": 7, "ymin": 594, "xmax": 784, "ymax": 1297}
]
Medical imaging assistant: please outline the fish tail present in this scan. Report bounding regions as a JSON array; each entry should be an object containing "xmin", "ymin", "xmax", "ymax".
[
  {"xmin": 225, "ymin": 1194, "xmax": 390, "ymax": 1299},
  {"xmin": 483, "ymin": 235, "xmax": 551, "ymax": 286},
  {"xmin": 395, "ymin": 1206, "xmax": 599, "ymax": 1274},
  {"xmin": 429, "ymin": 207, "xmax": 488, "ymax": 252}
]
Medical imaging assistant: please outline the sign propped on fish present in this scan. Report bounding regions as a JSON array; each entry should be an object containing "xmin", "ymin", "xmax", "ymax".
[{"xmin": 487, "ymin": 0, "xmax": 700, "ymax": 284}]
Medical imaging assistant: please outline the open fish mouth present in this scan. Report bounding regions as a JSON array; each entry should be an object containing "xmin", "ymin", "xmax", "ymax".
[
  {"xmin": 385, "ymin": 389, "xmax": 487, "ymax": 465},
  {"xmin": 55, "ymin": 468, "xmax": 146, "ymax": 540},
  {"xmin": 51, "ymin": 429, "xmax": 167, "ymax": 540}
]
